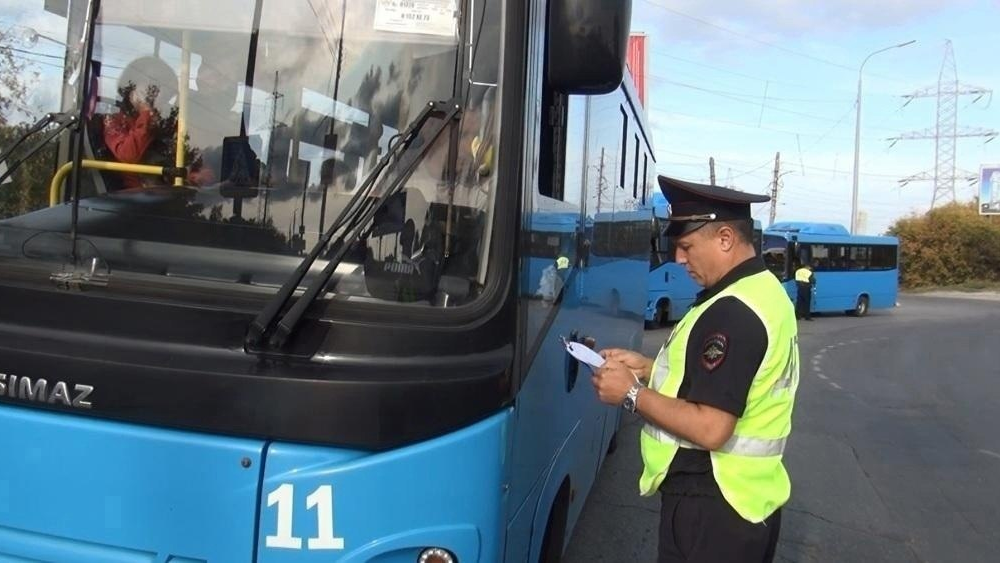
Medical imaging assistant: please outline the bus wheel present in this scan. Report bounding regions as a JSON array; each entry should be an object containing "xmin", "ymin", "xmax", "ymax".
[
  {"xmin": 645, "ymin": 300, "xmax": 669, "ymax": 329},
  {"xmin": 655, "ymin": 300, "xmax": 669, "ymax": 326},
  {"xmin": 850, "ymin": 295, "xmax": 869, "ymax": 317},
  {"xmin": 539, "ymin": 480, "xmax": 571, "ymax": 563}
]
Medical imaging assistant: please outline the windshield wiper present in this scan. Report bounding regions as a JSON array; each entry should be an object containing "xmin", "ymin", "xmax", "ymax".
[
  {"xmin": 245, "ymin": 99, "xmax": 462, "ymax": 350},
  {"xmin": 0, "ymin": 112, "xmax": 78, "ymax": 186}
]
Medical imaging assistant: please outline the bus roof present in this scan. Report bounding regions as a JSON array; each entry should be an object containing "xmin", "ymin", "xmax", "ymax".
[
  {"xmin": 767, "ymin": 222, "xmax": 850, "ymax": 235},
  {"xmin": 651, "ymin": 192, "xmax": 668, "ymax": 219},
  {"xmin": 593, "ymin": 209, "xmax": 652, "ymax": 222},
  {"xmin": 765, "ymin": 222, "xmax": 897, "ymax": 245}
]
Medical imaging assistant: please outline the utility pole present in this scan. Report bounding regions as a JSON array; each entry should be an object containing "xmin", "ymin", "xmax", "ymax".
[
  {"xmin": 319, "ymin": 0, "xmax": 348, "ymax": 235},
  {"xmin": 262, "ymin": 70, "xmax": 283, "ymax": 225},
  {"xmin": 709, "ymin": 157, "xmax": 716, "ymax": 186},
  {"xmin": 769, "ymin": 152, "xmax": 780, "ymax": 226},
  {"xmin": 596, "ymin": 147, "xmax": 606, "ymax": 213}
]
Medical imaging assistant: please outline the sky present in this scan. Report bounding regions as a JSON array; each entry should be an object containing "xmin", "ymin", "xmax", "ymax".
[
  {"xmin": 2, "ymin": 0, "xmax": 999, "ymax": 235},
  {"xmin": 629, "ymin": 0, "xmax": 1000, "ymax": 234}
]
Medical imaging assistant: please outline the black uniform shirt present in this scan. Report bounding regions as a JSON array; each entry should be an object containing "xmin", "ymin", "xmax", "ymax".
[{"xmin": 660, "ymin": 257, "xmax": 770, "ymax": 496}]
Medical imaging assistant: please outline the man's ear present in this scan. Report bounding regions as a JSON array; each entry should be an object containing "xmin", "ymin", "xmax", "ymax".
[{"xmin": 717, "ymin": 224, "xmax": 736, "ymax": 252}]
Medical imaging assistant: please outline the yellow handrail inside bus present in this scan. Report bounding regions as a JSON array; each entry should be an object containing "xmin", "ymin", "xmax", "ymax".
[
  {"xmin": 175, "ymin": 31, "xmax": 191, "ymax": 187},
  {"xmin": 49, "ymin": 159, "xmax": 170, "ymax": 207}
]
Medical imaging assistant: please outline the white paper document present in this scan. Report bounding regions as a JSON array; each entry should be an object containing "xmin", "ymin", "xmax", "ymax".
[
  {"xmin": 562, "ymin": 338, "xmax": 605, "ymax": 369},
  {"xmin": 374, "ymin": 0, "xmax": 458, "ymax": 37}
]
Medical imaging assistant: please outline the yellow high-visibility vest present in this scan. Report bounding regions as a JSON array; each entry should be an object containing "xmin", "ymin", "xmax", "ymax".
[{"xmin": 639, "ymin": 270, "xmax": 799, "ymax": 523}]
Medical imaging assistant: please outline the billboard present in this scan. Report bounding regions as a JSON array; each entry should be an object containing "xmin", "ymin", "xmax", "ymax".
[{"xmin": 980, "ymin": 165, "xmax": 1000, "ymax": 215}]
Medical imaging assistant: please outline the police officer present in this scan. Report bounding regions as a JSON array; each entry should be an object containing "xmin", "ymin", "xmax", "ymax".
[
  {"xmin": 794, "ymin": 262, "xmax": 815, "ymax": 320},
  {"xmin": 592, "ymin": 176, "xmax": 799, "ymax": 563}
]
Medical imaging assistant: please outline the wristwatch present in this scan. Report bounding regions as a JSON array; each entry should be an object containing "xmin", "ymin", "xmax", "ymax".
[{"xmin": 622, "ymin": 382, "xmax": 643, "ymax": 413}]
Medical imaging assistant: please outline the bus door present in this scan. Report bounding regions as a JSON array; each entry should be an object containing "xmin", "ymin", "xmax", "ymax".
[{"xmin": 505, "ymin": 54, "xmax": 613, "ymax": 562}]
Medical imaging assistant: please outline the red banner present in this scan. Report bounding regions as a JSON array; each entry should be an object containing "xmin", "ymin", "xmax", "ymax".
[{"xmin": 626, "ymin": 34, "xmax": 648, "ymax": 107}]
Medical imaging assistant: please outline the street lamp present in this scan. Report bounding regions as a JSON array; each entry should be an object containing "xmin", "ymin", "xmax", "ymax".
[
  {"xmin": 851, "ymin": 40, "xmax": 915, "ymax": 234},
  {"xmin": 17, "ymin": 26, "xmax": 65, "ymax": 48}
]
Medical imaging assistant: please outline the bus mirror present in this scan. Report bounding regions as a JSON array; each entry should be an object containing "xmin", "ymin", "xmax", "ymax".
[{"xmin": 547, "ymin": 0, "xmax": 633, "ymax": 94}]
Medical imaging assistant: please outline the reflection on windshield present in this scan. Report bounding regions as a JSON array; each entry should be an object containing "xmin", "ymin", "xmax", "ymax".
[{"xmin": 0, "ymin": 0, "xmax": 503, "ymax": 310}]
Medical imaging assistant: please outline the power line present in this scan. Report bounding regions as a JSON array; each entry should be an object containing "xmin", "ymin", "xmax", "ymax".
[
  {"xmin": 649, "ymin": 73, "xmax": 895, "ymax": 127},
  {"xmin": 649, "ymin": 106, "xmax": 877, "ymax": 143},
  {"xmin": 648, "ymin": 48, "xmax": 857, "ymax": 99},
  {"xmin": 642, "ymin": 0, "xmax": 857, "ymax": 70},
  {"xmin": 801, "ymin": 104, "xmax": 857, "ymax": 152},
  {"xmin": 305, "ymin": 0, "xmax": 342, "ymax": 60},
  {"xmin": 731, "ymin": 158, "xmax": 777, "ymax": 180},
  {"xmin": 640, "ymin": 0, "xmax": 913, "ymax": 83},
  {"xmin": 656, "ymin": 148, "xmax": 770, "ymax": 169},
  {"xmin": 648, "ymin": 73, "xmax": 838, "ymax": 105},
  {"xmin": 656, "ymin": 152, "xmax": 778, "ymax": 186},
  {"xmin": 1, "ymin": 45, "xmax": 62, "ymax": 60},
  {"xmin": 656, "ymin": 147, "xmax": 914, "ymax": 180},
  {"xmin": 1, "ymin": 48, "xmax": 64, "ymax": 70}
]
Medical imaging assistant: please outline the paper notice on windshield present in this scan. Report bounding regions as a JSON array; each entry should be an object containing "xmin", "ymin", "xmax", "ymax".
[{"xmin": 374, "ymin": 0, "xmax": 458, "ymax": 38}]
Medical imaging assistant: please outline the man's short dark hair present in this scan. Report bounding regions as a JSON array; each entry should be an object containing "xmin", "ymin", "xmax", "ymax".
[{"xmin": 707, "ymin": 219, "xmax": 754, "ymax": 245}]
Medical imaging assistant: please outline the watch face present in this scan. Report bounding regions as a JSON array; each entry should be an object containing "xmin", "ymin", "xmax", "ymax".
[
  {"xmin": 622, "ymin": 390, "xmax": 637, "ymax": 412},
  {"xmin": 622, "ymin": 383, "xmax": 642, "ymax": 412}
]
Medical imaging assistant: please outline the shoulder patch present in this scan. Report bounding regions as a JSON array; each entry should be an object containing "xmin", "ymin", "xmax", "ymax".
[{"xmin": 701, "ymin": 333, "xmax": 728, "ymax": 371}]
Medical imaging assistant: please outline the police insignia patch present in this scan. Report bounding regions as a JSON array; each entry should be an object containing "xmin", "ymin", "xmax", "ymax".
[{"xmin": 701, "ymin": 333, "xmax": 728, "ymax": 371}]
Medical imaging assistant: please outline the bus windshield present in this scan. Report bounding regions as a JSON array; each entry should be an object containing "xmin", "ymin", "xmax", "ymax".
[
  {"xmin": 0, "ymin": 0, "xmax": 502, "ymax": 310},
  {"xmin": 762, "ymin": 234, "xmax": 789, "ymax": 280}
]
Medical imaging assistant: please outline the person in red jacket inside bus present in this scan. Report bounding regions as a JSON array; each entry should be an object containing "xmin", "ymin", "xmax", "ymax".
[{"xmin": 102, "ymin": 56, "xmax": 178, "ymax": 190}]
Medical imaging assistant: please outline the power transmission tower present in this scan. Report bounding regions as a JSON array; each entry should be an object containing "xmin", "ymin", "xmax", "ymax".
[
  {"xmin": 709, "ymin": 157, "xmax": 716, "ymax": 186},
  {"xmin": 592, "ymin": 147, "xmax": 610, "ymax": 213},
  {"xmin": 769, "ymin": 152, "xmax": 780, "ymax": 226},
  {"xmin": 888, "ymin": 40, "xmax": 997, "ymax": 207}
]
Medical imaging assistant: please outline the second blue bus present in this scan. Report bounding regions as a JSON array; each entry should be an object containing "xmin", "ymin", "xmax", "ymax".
[
  {"xmin": 763, "ymin": 222, "xmax": 899, "ymax": 316},
  {"xmin": 645, "ymin": 191, "xmax": 761, "ymax": 327}
]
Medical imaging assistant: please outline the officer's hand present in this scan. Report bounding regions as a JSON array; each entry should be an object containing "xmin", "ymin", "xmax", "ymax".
[
  {"xmin": 600, "ymin": 348, "xmax": 652, "ymax": 382},
  {"xmin": 591, "ymin": 359, "xmax": 636, "ymax": 406}
]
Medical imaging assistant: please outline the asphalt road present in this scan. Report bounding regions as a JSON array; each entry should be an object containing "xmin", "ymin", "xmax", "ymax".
[{"xmin": 563, "ymin": 294, "xmax": 1000, "ymax": 563}]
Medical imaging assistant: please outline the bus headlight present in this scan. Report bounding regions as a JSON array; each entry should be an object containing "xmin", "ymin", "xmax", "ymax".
[{"xmin": 418, "ymin": 547, "xmax": 456, "ymax": 563}]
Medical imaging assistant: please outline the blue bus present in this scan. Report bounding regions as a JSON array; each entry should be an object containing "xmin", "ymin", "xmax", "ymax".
[
  {"xmin": 587, "ymin": 209, "xmax": 655, "ymax": 317},
  {"xmin": 0, "ymin": 1, "xmax": 647, "ymax": 561},
  {"xmin": 645, "ymin": 192, "xmax": 761, "ymax": 327},
  {"xmin": 523, "ymin": 204, "xmax": 579, "ymax": 304},
  {"xmin": 763, "ymin": 222, "xmax": 899, "ymax": 316}
]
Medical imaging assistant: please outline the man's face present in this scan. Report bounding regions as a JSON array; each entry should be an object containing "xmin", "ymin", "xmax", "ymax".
[{"xmin": 674, "ymin": 226, "xmax": 722, "ymax": 288}]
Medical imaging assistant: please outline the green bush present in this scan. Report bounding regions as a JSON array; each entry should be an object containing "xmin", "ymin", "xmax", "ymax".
[
  {"xmin": 887, "ymin": 202, "xmax": 1000, "ymax": 288},
  {"xmin": 0, "ymin": 123, "xmax": 58, "ymax": 219}
]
